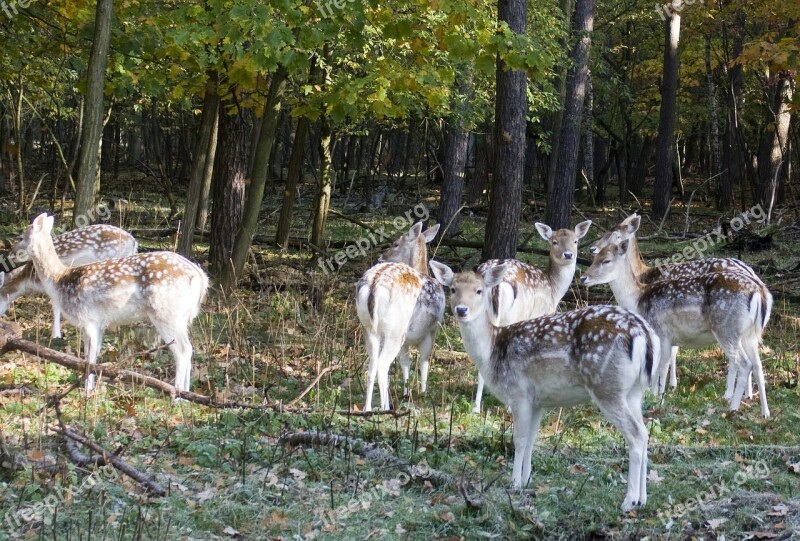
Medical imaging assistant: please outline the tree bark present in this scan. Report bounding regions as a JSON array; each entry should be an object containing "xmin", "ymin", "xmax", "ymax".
[
  {"xmin": 225, "ymin": 68, "xmax": 288, "ymax": 287},
  {"xmin": 438, "ymin": 74, "xmax": 472, "ymax": 240},
  {"xmin": 210, "ymin": 96, "xmax": 251, "ymax": 288},
  {"xmin": 311, "ymin": 48, "xmax": 333, "ymax": 247},
  {"xmin": 73, "ymin": 0, "xmax": 114, "ymax": 226},
  {"xmin": 468, "ymin": 126, "xmax": 491, "ymax": 204},
  {"xmin": 756, "ymin": 71, "xmax": 793, "ymax": 217},
  {"xmin": 705, "ymin": 35, "xmax": 726, "ymax": 209},
  {"xmin": 275, "ymin": 117, "xmax": 310, "ymax": 247},
  {"xmin": 179, "ymin": 77, "xmax": 219, "ymax": 256},
  {"xmin": 651, "ymin": 10, "xmax": 681, "ymax": 220},
  {"xmin": 722, "ymin": 9, "xmax": 745, "ymax": 208},
  {"xmin": 546, "ymin": 0, "xmax": 595, "ymax": 228},
  {"xmin": 582, "ymin": 70, "xmax": 594, "ymax": 205},
  {"xmin": 483, "ymin": 0, "xmax": 527, "ymax": 261}
]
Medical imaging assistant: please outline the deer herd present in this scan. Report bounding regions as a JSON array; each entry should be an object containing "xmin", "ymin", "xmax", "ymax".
[{"xmin": 1, "ymin": 211, "xmax": 773, "ymax": 512}]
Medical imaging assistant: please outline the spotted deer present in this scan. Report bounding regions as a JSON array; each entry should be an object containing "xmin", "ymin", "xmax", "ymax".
[
  {"xmin": 16, "ymin": 213, "xmax": 208, "ymax": 393},
  {"xmin": 430, "ymin": 260, "xmax": 658, "ymax": 511},
  {"xmin": 357, "ymin": 222, "xmax": 444, "ymax": 410},
  {"xmin": 1, "ymin": 224, "xmax": 138, "ymax": 339},
  {"xmin": 589, "ymin": 214, "xmax": 765, "ymax": 393},
  {"xmin": 582, "ymin": 240, "xmax": 771, "ymax": 418},
  {"xmin": 469, "ymin": 220, "xmax": 592, "ymax": 413}
]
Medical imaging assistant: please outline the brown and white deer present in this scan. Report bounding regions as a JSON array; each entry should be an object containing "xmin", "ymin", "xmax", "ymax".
[
  {"xmin": 1, "ymin": 224, "xmax": 138, "ymax": 339},
  {"xmin": 470, "ymin": 220, "xmax": 592, "ymax": 413},
  {"xmin": 16, "ymin": 213, "xmax": 208, "ymax": 393},
  {"xmin": 589, "ymin": 214, "xmax": 765, "ymax": 394},
  {"xmin": 430, "ymin": 260, "xmax": 658, "ymax": 511},
  {"xmin": 582, "ymin": 240, "xmax": 771, "ymax": 418},
  {"xmin": 357, "ymin": 222, "xmax": 443, "ymax": 410}
]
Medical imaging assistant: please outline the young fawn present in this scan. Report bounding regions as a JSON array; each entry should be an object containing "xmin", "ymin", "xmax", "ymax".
[
  {"xmin": 582, "ymin": 240, "xmax": 771, "ymax": 418},
  {"xmin": 17, "ymin": 214, "xmax": 209, "ymax": 393},
  {"xmin": 589, "ymin": 214, "xmax": 765, "ymax": 393},
  {"xmin": 430, "ymin": 260, "xmax": 658, "ymax": 511},
  {"xmin": 357, "ymin": 222, "xmax": 444, "ymax": 410},
  {"xmin": 2, "ymin": 224, "xmax": 138, "ymax": 339},
  {"xmin": 470, "ymin": 220, "xmax": 592, "ymax": 413}
]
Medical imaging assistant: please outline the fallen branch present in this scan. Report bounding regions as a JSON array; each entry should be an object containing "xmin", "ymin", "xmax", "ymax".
[
  {"xmin": 279, "ymin": 431, "xmax": 451, "ymax": 486},
  {"xmin": 51, "ymin": 425, "xmax": 166, "ymax": 496},
  {"xmin": 0, "ymin": 322, "xmax": 402, "ymax": 417},
  {"xmin": 286, "ymin": 364, "xmax": 342, "ymax": 407}
]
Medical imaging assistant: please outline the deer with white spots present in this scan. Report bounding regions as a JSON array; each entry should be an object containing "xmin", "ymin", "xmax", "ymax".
[
  {"xmin": 589, "ymin": 214, "xmax": 767, "ymax": 396},
  {"xmin": 16, "ymin": 213, "xmax": 208, "ymax": 393},
  {"xmin": 469, "ymin": 220, "xmax": 592, "ymax": 413},
  {"xmin": 582, "ymin": 240, "xmax": 771, "ymax": 418},
  {"xmin": 430, "ymin": 260, "xmax": 658, "ymax": 511},
  {"xmin": 357, "ymin": 222, "xmax": 444, "ymax": 411},
  {"xmin": 1, "ymin": 224, "xmax": 138, "ymax": 339}
]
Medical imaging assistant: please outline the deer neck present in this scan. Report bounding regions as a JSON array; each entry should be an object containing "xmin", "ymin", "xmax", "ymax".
[
  {"xmin": 29, "ymin": 233, "xmax": 68, "ymax": 286},
  {"xmin": 456, "ymin": 308, "xmax": 497, "ymax": 376},
  {"xmin": 408, "ymin": 250, "xmax": 428, "ymax": 275},
  {"xmin": 627, "ymin": 237, "xmax": 650, "ymax": 277},
  {"xmin": 606, "ymin": 263, "xmax": 644, "ymax": 312},
  {"xmin": 546, "ymin": 257, "xmax": 577, "ymax": 302}
]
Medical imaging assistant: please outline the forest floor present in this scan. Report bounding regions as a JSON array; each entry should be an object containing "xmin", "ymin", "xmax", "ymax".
[{"xmin": 0, "ymin": 175, "xmax": 799, "ymax": 541}]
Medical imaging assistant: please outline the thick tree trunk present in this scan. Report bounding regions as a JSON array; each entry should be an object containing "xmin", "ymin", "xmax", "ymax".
[
  {"xmin": 210, "ymin": 99, "xmax": 251, "ymax": 288},
  {"xmin": 705, "ymin": 35, "xmax": 726, "ymax": 209},
  {"xmin": 756, "ymin": 72, "xmax": 793, "ymax": 218},
  {"xmin": 482, "ymin": 0, "xmax": 527, "ymax": 261},
  {"xmin": 582, "ymin": 70, "xmax": 594, "ymax": 205},
  {"xmin": 225, "ymin": 68, "xmax": 288, "ymax": 287},
  {"xmin": 652, "ymin": 11, "xmax": 681, "ymax": 220},
  {"xmin": 311, "ymin": 115, "xmax": 333, "ymax": 247},
  {"xmin": 275, "ymin": 117, "xmax": 310, "ymax": 247},
  {"xmin": 438, "ymin": 74, "xmax": 472, "ymax": 240},
  {"xmin": 73, "ymin": 0, "xmax": 114, "ymax": 225},
  {"xmin": 178, "ymin": 77, "xmax": 219, "ymax": 256},
  {"xmin": 195, "ymin": 116, "xmax": 218, "ymax": 233},
  {"xmin": 546, "ymin": 0, "xmax": 595, "ymax": 228},
  {"xmin": 468, "ymin": 127, "xmax": 491, "ymax": 204}
]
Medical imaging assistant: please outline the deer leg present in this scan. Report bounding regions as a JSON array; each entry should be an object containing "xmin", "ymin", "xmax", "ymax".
[
  {"xmin": 416, "ymin": 332, "xmax": 435, "ymax": 394},
  {"xmin": 668, "ymin": 346, "xmax": 679, "ymax": 388},
  {"xmin": 741, "ymin": 337, "xmax": 769, "ymax": 419},
  {"xmin": 51, "ymin": 303, "xmax": 62, "ymax": 339},
  {"xmin": 473, "ymin": 371, "xmax": 485, "ymax": 414},
  {"xmin": 398, "ymin": 342, "xmax": 412, "ymax": 399},
  {"xmin": 83, "ymin": 325, "xmax": 104, "ymax": 392},
  {"xmin": 657, "ymin": 340, "xmax": 673, "ymax": 396},
  {"xmin": 520, "ymin": 407, "xmax": 544, "ymax": 487},
  {"xmin": 362, "ymin": 331, "xmax": 381, "ymax": 411},
  {"xmin": 722, "ymin": 340, "xmax": 752, "ymax": 413},
  {"xmin": 596, "ymin": 395, "xmax": 649, "ymax": 511},
  {"xmin": 508, "ymin": 400, "xmax": 538, "ymax": 488}
]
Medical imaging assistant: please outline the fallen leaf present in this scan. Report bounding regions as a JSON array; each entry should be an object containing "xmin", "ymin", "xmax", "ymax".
[
  {"xmin": 223, "ymin": 525, "xmax": 240, "ymax": 537},
  {"xmin": 705, "ymin": 518, "xmax": 728, "ymax": 530},
  {"xmin": 788, "ymin": 462, "xmax": 800, "ymax": 474},
  {"xmin": 440, "ymin": 511, "xmax": 455, "ymax": 522},
  {"xmin": 568, "ymin": 464, "xmax": 587, "ymax": 474},
  {"xmin": 767, "ymin": 504, "xmax": 788, "ymax": 517},
  {"xmin": 647, "ymin": 469, "xmax": 664, "ymax": 484},
  {"xmin": 196, "ymin": 488, "xmax": 216, "ymax": 502},
  {"xmin": 744, "ymin": 532, "xmax": 777, "ymax": 540}
]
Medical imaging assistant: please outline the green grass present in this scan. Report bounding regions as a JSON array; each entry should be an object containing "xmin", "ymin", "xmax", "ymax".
[{"xmin": 1, "ymin": 189, "xmax": 799, "ymax": 540}]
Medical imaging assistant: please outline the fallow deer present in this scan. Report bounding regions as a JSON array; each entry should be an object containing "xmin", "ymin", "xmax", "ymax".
[
  {"xmin": 357, "ymin": 222, "xmax": 444, "ymax": 410},
  {"xmin": 470, "ymin": 220, "xmax": 592, "ymax": 413},
  {"xmin": 582, "ymin": 240, "xmax": 771, "ymax": 418},
  {"xmin": 1, "ymin": 224, "xmax": 138, "ymax": 339},
  {"xmin": 430, "ymin": 260, "xmax": 658, "ymax": 511},
  {"xmin": 589, "ymin": 214, "xmax": 765, "ymax": 394},
  {"xmin": 16, "ymin": 213, "xmax": 208, "ymax": 393}
]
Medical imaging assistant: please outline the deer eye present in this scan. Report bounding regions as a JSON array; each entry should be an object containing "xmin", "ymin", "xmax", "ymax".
[
  {"xmin": 476, "ymin": 288, "xmax": 482, "ymax": 295},
  {"xmin": 603, "ymin": 259, "xmax": 611, "ymax": 265}
]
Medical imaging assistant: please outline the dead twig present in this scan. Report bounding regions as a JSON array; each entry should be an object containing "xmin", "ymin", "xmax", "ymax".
[{"xmin": 286, "ymin": 364, "xmax": 342, "ymax": 407}]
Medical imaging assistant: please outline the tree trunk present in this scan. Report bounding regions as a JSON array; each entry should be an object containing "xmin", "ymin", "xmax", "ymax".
[
  {"xmin": 651, "ymin": 10, "xmax": 681, "ymax": 220},
  {"xmin": 438, "ymin": 74, "xmax": 472, "ymax": 240},
  {"xmin": 468, "ymin": 126, "xmax": 491, "ymax": 204},
  {"xmin": 73, "ymin": 0, "xmax": 114, "ymax": 226},
  {"xmin": 178, "ymin": 77, "xmax": 219, "ymax": 256},
  {"xmin": 210, "ymin": 98, "xmax": 251, "ymax": 288},
  {"xmin": 756, "ymin": 72, "xmax": 793, "ymax": 218},
  {"xmin": 546, "ymin": 0, "xmax": 595, "ymax": 228},
  {"xmin": 482, "ymin": 0, "xmax": 527, "ymax": 261},
  {"xmin": 722, "ymin": 9, "xmax": 745, "ymax": 208},
  {"xmin": 311, "ymin": 48, "xmax": 333, "ymax": 247},
  {"xmin": 582, "ymin": 70, "xmax": 594, "ymax": 205},
  {"xmin": 225, "ymin": 68, "xmax": 288, "ymax": 287},
  {"xmin": 275, "ymin": 116, "xmax": 310, "ymax": 247},
  {"xmin": 705, "ymin": 35, "xmax": 726, "ymax": 209}
]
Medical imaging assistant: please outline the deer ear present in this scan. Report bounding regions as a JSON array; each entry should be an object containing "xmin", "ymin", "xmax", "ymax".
[
  {"xmin": 574, "ymin": 220, "xmax": 592, "ymax": 239},
  {"xmin": 430, "ymin": 260, "xmax": 454, "ymax": 287},
  {"xmin": 482, "ymin": 264, "xmax": 507, "ymax": 289},
  {"xmin": 625, "ymin": 215, "xmax": 641, "ymax": 235},
  {"xmin": 535, "ymin": 223, "xmax": 553, "ymax": 241},
  {"xmin": 618, "ymin": 239, "xmax": 630, "ymax": 255},
  {"xmin": 32, "ymin": 213, "xmax": 49, "ymax": 234},
  {"xmin": 407, "ymin": 222, "xmax": 423, "ymax": 239},
  {"xmin": 422, "ymin": 223, "xmax": 440, "ymax": 243}
]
